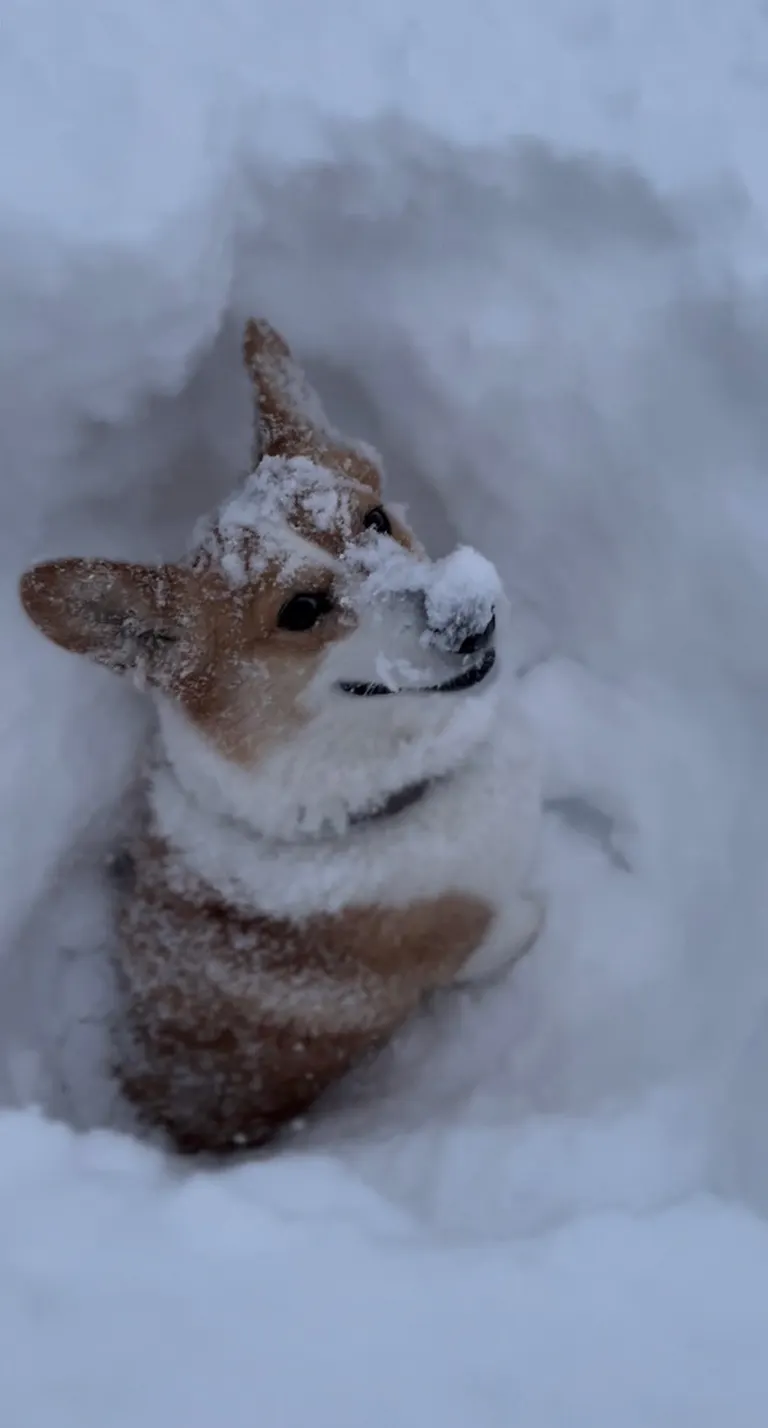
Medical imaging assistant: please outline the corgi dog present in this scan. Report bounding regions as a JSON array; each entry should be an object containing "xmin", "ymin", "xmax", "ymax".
[{"xmin": 19, "ymin": 319, "xmax": 544, "ymax": 1154}]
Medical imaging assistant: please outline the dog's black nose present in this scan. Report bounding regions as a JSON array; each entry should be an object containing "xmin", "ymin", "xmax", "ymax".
[
  {"xmin": 428, "ymin": 608, "xmax": 496, "ymax": 656},
  {"xmin": 458, "ymin": 611, "xmax": 496, "ymax": 655}
]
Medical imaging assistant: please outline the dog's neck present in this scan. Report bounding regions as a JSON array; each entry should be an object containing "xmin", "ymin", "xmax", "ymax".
[
  {"xmin": 150, "ymin": 750, "xmax": 438, "ymax": 852},
  {"xmin": 141, "ymin": 714, "xmax": 448, "ymax": 856},
  {"xmin": 146, "ymin": 680, "xmax": 504, "ymax": 855},
  {"xmin": 122, "ymin": 683, "xmax": 540, "ymax": 931}
]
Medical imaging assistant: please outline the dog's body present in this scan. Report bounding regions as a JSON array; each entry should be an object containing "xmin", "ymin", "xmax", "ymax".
[{"xmin": 20, "ymin": 320, "xmax": 543, "ymax": 1152}]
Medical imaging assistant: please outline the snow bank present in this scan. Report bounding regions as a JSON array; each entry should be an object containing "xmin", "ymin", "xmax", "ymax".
[
  {"xmin": 2, "ymin": 0, "xmax": 768, "ymax": 1420},
  {"xmin": 2, "ymin": 1111, "xmax": 768, "ymax": 1428}
]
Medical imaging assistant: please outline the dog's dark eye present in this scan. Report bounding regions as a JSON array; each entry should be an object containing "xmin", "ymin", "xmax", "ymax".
[
  {"xmin": 363, "ymin": 506, "xmax": 392, "ymax": 536},
  {"xmin": 277, "ymin": 592, "xmax": 333, "ymax": 632}
]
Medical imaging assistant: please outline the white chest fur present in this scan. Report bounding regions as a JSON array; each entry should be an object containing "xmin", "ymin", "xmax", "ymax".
[{"xmin": 148, "ymin": 677, "xmax": 543, "ymax": 985}]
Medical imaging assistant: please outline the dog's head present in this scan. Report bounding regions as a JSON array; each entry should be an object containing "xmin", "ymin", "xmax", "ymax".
[{"xmin": 20, "ymin": 320, "xmax": 505, "ymax": 836}]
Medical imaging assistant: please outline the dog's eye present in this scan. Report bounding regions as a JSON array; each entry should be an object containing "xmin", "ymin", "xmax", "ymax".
[
  {"xmin": 363, "ymin": 506, "xmax": 392, "ymax": 536},
  {"xmin": 277, "ymin": 592, "xmax": 333, "ymax": 632}
]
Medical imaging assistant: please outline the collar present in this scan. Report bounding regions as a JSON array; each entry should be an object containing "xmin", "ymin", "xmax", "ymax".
[
  {"xmin": 347, "ymin": 778, "xmax": 432, "ymax": 829},
  {"xmin": 150, "ymin": 759, "xmax": 439, "ymax": 853}
]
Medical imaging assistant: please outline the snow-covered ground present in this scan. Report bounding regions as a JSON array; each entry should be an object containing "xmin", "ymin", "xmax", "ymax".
[{"xmin": 3, "ymin": 0, "xmax": 768, "ymax": 1421}]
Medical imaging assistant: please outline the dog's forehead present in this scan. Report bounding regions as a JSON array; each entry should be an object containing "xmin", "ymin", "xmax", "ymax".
[{"xmin": 189, "ymin": 454, "xmax": 377, "ymax": 589}]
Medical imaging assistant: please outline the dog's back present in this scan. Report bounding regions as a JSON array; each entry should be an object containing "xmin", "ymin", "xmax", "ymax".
[{"xmin": 114, "ymin": 822, "xmax": 493, "ymax": 1152}]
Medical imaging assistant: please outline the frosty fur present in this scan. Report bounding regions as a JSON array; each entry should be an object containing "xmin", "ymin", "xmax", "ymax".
[{"xmin": 19, "ymin": 318, "xmax": 544, "ymax": 1153}]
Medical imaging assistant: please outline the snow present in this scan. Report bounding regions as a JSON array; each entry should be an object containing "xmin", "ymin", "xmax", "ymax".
[
  {"xmin": 2, "ymin": 1115, "xmax": 767, "ymax": 1428},
  {"xmin": 202, "ymin": 455, "xmax": 360, "ymax": 587},
  {"xmin": 3, "ymin": 0, "xmax": 768, "ymax": 1422}
]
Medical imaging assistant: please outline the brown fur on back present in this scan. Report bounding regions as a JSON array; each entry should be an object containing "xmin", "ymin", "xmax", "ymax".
[{"xmin": 115, "ymin": 829, "xmax": 493, "ymax": 1153}]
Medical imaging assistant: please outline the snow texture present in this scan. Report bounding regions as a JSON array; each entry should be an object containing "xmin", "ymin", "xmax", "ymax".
[
  {"xmin": 194, "ymin": 453, "xmax": 372, "ymax": 588},
  {"xmin": 3, "ymin": 0, "xmax": 768, "ymax": 1422}
]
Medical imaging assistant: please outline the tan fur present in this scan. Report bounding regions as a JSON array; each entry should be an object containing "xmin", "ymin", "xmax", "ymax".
[
  {"xmin": 115, "ymin": 826, "xmax": 492, "ymax": 1153},
  {"xmin": 20, "ymin": 317, "xmax": 502, "ymax": 1154}
]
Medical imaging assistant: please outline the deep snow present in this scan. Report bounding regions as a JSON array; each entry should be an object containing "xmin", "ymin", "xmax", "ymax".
[{"xmin": 2, "ymin": 0, "xmax": 768, "ymax": 1422}]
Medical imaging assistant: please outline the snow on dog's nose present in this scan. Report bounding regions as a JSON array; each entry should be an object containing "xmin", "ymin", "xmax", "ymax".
[
  {"xmin": 350, "ymin": 538, "xmax": 502, "ymax": 655},
  {"xmin": 424, "ymin": 548, "xmax": 501, "ymax": 656}
]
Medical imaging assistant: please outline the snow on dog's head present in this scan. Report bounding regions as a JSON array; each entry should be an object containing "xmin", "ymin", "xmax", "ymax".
[{"xmin": 19, "ymin": 320, "xmax": 504, "ymax": 838}]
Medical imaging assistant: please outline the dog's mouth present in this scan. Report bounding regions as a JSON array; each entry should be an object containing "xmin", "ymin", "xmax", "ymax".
[{"xmin": 339, "ymin": 647, "xmax": 496, "ymax": 698}]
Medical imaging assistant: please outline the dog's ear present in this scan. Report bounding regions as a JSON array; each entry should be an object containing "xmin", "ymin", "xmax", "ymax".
[
  {"xmin": 242, "ymin": 317, "xmax": 383, "ymax": 494},
  {"xmin": 19, "ymin": 557, "xmax": 192, "ymax": 681},
  {"xmin": 243, "ymin": 318, "xmax": 319, "ymax": 461}
]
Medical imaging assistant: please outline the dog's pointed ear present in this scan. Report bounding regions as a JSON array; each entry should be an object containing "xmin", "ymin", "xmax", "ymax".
[
  {"xmin": 19, "ymin": 557, "xmax": 192, "ymax": 680},
  {"xmin": 243, "ymin": 318, "xmax": 320, "ymax": 461},
  {"xmin": 242, "ymin": 318, "xmax": 383, "ymax": 494}
]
